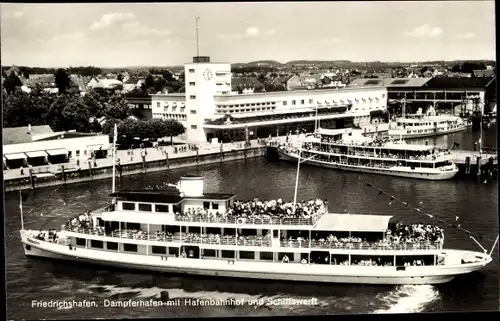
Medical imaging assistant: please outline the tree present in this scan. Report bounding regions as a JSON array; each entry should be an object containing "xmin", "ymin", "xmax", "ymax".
[
  {"xmin": 117, "ymin": 74, "xmax": 124, "ymax": 82},
  {"xmin": 46, "ymin": 95, "xmax": 91, "ymax": 132},
  {"xmin": 154, "ymin": 78, "xmax": 168, "ymax": 93},
  {"xmin": 162, "ymin": 70, "xmax": 174, "ymax": 82},
  {"xmin": 103, "ymin": 98, "xmax": 131, "ymax": 120},
  {"xmin": 54, "ymin": 68, "xmax": 71, "ymax": 94},
  {"xmin": 144, "ymin": 74, "xmax": 155, "ymax": 88},
  {"xmin": 164, "ymin": 119, "xmax": 186, "ymax": 145},
  {"xmin": 83, "ymin": 89, "xmax": 105, "ymax": 117},
  {"xmin": 236, "ymin": 85, "xmax": 244, "ymax": 94},
  {"xmin": 3, "ymin": 72, "xmax": 23, "ymax": 94}
]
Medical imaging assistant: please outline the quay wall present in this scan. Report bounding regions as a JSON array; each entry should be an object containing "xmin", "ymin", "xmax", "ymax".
[{"xmin": 4, "ymin": 146, "xmax": 265, "ymax": 192}]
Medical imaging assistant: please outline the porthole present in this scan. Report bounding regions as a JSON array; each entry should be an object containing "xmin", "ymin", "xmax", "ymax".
[{"xmin": 25, "ymin": 245, "xmax": 31, "ymax": 250}]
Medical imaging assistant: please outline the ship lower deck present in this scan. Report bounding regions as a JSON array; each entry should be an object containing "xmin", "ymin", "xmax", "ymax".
[
  {"xmin": 278, "ymin": 150, "xmax": 458, "ymax": 180},
  {"xmin": 21, "ymin": 230, "xmax": 490, "ymax": 285}
]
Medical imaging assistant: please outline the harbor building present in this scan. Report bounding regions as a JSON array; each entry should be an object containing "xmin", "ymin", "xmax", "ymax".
[
  {"xmin": 348, "ymin": 77, "xmax": 496, "ymax": 114},
  {"xmin": 152, "ymin": 56, "xmax": 388, "ymax": 143},
  {"xmin": 3, "ymin": 125, "xmax": 110, "ymax": 169}
]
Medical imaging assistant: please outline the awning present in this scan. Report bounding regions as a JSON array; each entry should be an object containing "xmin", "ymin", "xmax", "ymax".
[
  {"xmin": 87, "ymin": 144, "xmax": 103, "ymax": 150},
  {"xmin": 25, "ymin": 151, "xmax": 47, "ymax": 158},
  {"xmin": 46, "ymin": 148, "xmax": 68, "ymax": 156},
  {"xmin": 313, "ymin": 213, "xmax": 393, "ymax": 232},
  {"xmin": 4, "ymin": 153, "xmax": 26, "ymax": 160}
]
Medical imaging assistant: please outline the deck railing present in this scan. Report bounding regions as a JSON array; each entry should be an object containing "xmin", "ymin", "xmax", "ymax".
[
  {"xmin": 174, "ymin": 215, "xmax": 317, "ymax": 226},
  {"xmin": 63, "ymin": 227, "xmax": 442, "ymax": 250}
]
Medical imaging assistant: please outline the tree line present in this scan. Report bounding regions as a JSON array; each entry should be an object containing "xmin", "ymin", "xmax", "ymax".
[{"xmin": 2, "ymin": 70, "xmax": 186, "ymax": 144}]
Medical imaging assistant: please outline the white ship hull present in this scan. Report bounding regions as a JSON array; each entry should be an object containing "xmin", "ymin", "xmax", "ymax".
[
  {"xmin": 388, "ymin": 125, "xmax": 466, "ymax": 139},
  {"xmin": 278, "ymin": 150, "xmax": 458, "ymax": 181},
  {"xmin": 21, "ymin": 231, "xmax": 490, "ymax": 285}
]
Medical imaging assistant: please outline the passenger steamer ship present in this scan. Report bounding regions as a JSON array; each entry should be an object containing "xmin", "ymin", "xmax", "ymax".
[
  {"xmin": 19, "ymin": 173, "xmax": 494, "ymax": 285},
  {"xmin": 387, "ymin": 104, "xmax": 466, "ymax": 140},
  {"xmin": 277, "ymin": 127, "xmax": 459, "ymax": 180}
]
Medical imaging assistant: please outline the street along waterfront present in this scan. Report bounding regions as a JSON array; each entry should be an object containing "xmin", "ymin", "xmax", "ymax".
[{"xmin": 5, "ymin": 136, "xmax": 498, "ymax": 318}]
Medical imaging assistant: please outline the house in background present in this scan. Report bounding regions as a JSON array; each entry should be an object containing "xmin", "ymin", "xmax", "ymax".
[{"xmin": 231, "ymin": 77, "xmax": 264, "ymax": 94}]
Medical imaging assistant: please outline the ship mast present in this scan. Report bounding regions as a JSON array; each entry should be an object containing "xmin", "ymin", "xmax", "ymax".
[
  {"xmin": 19, "ymin": 190, "xmax": 24, "ymax": 231},
  {"xmin": 112, "ymin": 123, "xmax": 117, "ymax": 196}
]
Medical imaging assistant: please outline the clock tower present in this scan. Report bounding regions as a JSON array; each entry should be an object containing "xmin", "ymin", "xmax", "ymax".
[{"xmin": 184, "ymin": 56, "xmax": 232, "ymax": 142}]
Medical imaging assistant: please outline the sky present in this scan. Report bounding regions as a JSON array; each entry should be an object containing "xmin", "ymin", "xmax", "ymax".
[{"xmin": 1, "ymin": 1, "xmax": 496, "ymax": 67}]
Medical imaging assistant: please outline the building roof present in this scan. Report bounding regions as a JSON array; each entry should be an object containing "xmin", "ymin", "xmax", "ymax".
[
  {"xmin": 34, "ymin": 132, "xmax": 103, "ymax": 141},
  {"xmin": 24, "ymin": 75, "xmax": 56, "ymax": 87},
  {"xmin": 422, "ymin": 77, "xmax": 495, "ymax": 90},
  {"xmin": 473, "ymin": 70, "xmax": 495, "ymax": 77},
  {"xmin": 2, "ymin": 125, "xmax": 54, "ymax": 145},
  {"xmin": 231, "ymin": 77, "xmax": 263, "ymax": 90},
  {"xmin": 348, "ymin": 78, "xmax": 432, "ymax": 88},
  {"xmin": 313, "ymin": 213, "xmax": 392, "ymax": 232}
]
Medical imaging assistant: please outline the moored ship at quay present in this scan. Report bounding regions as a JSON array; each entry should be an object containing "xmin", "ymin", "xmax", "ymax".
[
  {"xmin": 20, "ymin": 174, "xmax": 494, "ymax": 285},
  {"xmin": 277, "ymin": 127, "xmax": 459, "ymax": 180},
  {"xmin": 387, "ymin": 105, "xmax": 466, "ymax": 140}
]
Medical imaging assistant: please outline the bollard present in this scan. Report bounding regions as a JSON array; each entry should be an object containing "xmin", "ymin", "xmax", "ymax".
[
  {"xmin": 465, "ymin": 156, "xmax": 471, "ymax": 175},
  {"xmin": 196, "ymin": 148, "xmax": 199, "ymax": 167},
  {"xmin": 88, "ymin": 161, "xmax": 93, "ymax": 180},
  {"xmin": 61, "ymin": 165, "xmax": 66, "ymax": 184},
  {"xmin": 476, "ymin": 156, "xmax": 482, "ymax": 177},
  {"xmin": 142, "ymin": 155, "xmax": 146, "ymax": 173},
  {"xmin": 118, "ymin": 161, "xmax": 123, "ymax": 180},
  {"xmin": 220, "ymin": 144, "xmax": 223, "ymax": 163},
  {"xmin": 29, "ymin": 168, "xmax": 35, "ymax": 190},
  {"xmin": 165, "ymin": 152, "xmax": 169, "ymax": 168}
]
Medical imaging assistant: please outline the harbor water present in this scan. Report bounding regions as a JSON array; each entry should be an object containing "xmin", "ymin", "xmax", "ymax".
[{"xmin": 5, "ymin": 128, "xmax": 498, "ymax": 318}]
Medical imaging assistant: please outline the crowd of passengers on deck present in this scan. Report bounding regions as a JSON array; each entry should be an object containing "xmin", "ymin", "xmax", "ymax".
[{"xmin": 177, "ymin": 198, "xmax": 328, "ymax": 222}]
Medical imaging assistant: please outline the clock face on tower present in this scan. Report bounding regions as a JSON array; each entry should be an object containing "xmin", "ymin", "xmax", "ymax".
[{"xmin": 203, "ymin": 68, "xmax": 213, "ymax": 81}]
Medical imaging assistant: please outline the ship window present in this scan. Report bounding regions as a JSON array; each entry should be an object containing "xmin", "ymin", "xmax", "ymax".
[
  {"xmin": 155, "ymin": 204, "xmax": 170, "ymax": 213},
  {"xmin": 202, "ymin": 249, "xmax": 217, "ymax": 257},
  {"xmin": 169, "ymin": 247, "xmax": 179, "ymax": 256},
  {"xmin": 122, "ymin": 202, "xmax": 135, "ymax": 211},
  {"xmin": 260, "ymin": 252, "xmax": 274, "ymax": 261},
  {"xmin": 76, "ymin": 238, "xmax": 86, "ymax": 246},
  {"xmin": 106, "ymin": 242, "xmax": 118, "ymax": 250},
  {"xmin": 152, "ymin": 246, "xmax": 167, "ymax": 254},
  {"xmin": 203, "ymin": 202, "xmax": 210, "ymax": 210},
  {"xmin": 90, "ymin": 240, "xmax": 104, "ymax": 249},
  {"xmin": 123, "ymin": 243, "xmax": 138, "ymax": 252},
  {"xmin": 212, "ymin": 202, "xmax": 219, "ymax": 210},
  {"xmin": 221, "ymin": 250, "xmax": 235, "ymax": 258},
  {"xmin": 239, "ymin": 251, "xmax": 255, "ymax": 260},
  {"xmin": 138, "ymin": 203, "xmax": 152, "ymax": 212}
]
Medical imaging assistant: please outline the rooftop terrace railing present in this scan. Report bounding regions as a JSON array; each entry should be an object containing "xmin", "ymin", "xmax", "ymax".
[{"xmin": 62, "ymin": 228, "xmax": 442, "ymax": 251}]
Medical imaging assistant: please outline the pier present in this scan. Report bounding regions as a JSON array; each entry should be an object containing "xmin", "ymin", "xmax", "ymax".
[
  {"xmin": 450, "ymin": 149, "xmax": 497, "ymax": 177},
  {"xmin": 3, "ymin": 140, "xmax": 267, "ymax": 192}
]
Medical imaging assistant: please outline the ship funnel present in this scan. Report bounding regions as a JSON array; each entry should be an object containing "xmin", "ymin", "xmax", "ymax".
[{"xmin": 179, "ymin": 176, "xmax": 204, "ymax": 197}]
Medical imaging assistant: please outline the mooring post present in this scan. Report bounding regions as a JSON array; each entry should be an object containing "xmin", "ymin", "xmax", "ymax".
[
  {"xmin": 220, "ymin": 143, "xmax": 223, "ymax": 163},
  {"xmin": 465, "ymin": 156, "xmax": 471, "ymax": 176},
  {"xmin": 476, "ymin": 156, "xmax": 482, "ymax": 177},
  {"xmin": 196, "ymin": 148, "xmax": 199, "ymax": 166},
  {"xmin": 88, "ymin": 161, "xmax": 93, "ymax": 180},
  {"xmin": 29, "ymin": 168, "xmax": 35, "ymax": 190},
  {"xmin": 165, "ymin": 152, "xmax": 169, "ymax": 169},
  {"xmin": 117, "ymin": 160, "xmax": 122, "ymax": 181},
  {"xmin": 61, "ymin": 165, "xmax": 66, "ymax": 184},
  {"xmin": 142, "ymin": 154, "xmax": 146, "ymax": 173}
]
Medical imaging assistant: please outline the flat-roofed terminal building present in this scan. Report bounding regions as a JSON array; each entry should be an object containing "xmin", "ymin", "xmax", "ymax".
[{"xmin": 151, "ymin": 56, "xmax": 388, "ymax": 143}]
